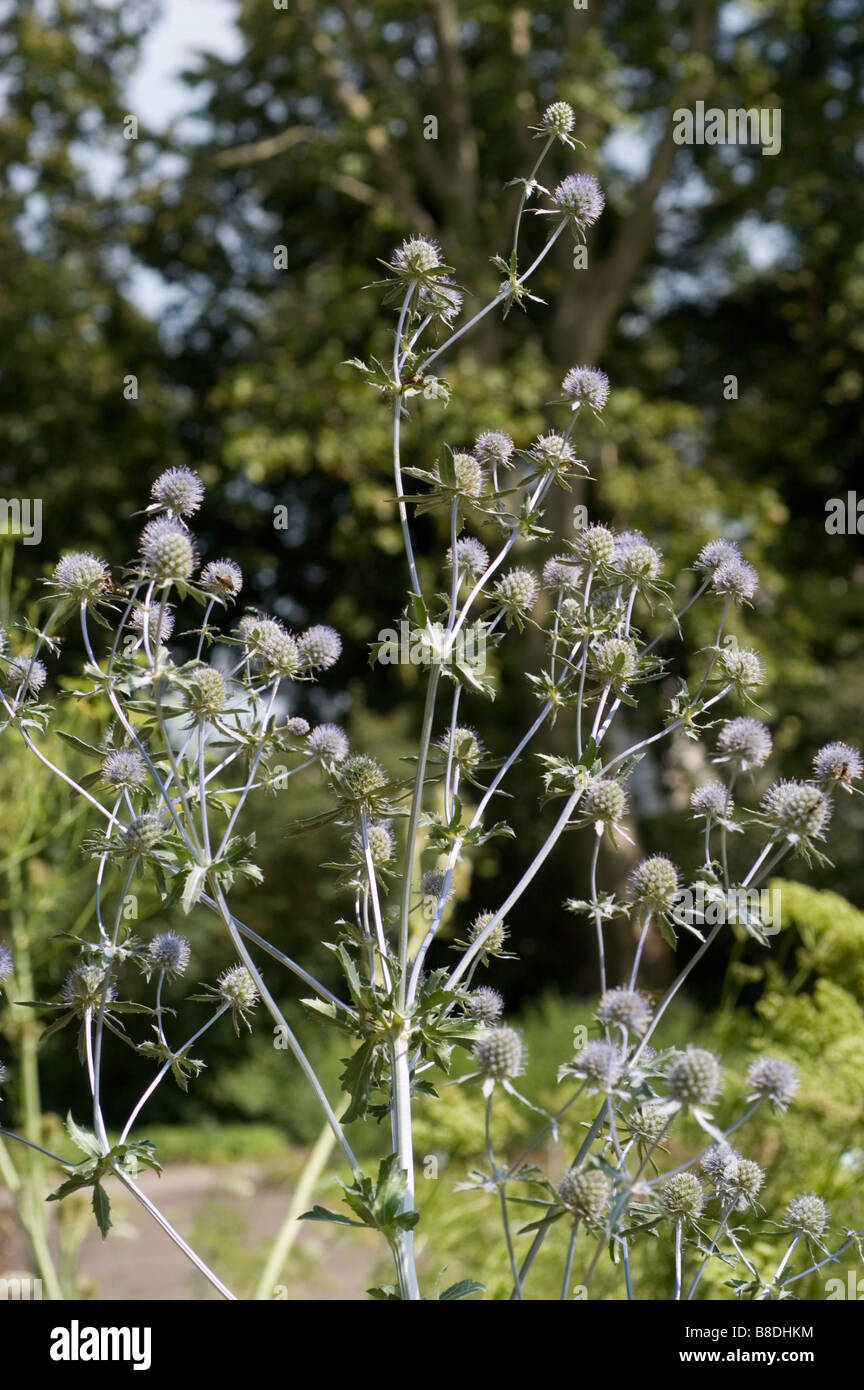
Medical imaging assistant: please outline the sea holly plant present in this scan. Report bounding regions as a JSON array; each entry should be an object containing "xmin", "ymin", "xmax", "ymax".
[{"xmin": 0, "ymin": 104, "xmax": 862, "ymax": 1303}]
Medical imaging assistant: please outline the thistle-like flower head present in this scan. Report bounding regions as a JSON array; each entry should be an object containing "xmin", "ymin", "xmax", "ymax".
[
  {"xmin": 596, "ymin": 987, "xmax": 652, "ymax": 1036},
  {"xmin": 572, "ymin": 523, "xmax": 616, "ymax": 570},
  {"xmin": 715, "ymin": 717, "xmax": 772, "ymax": 771},
  {"xmin": 783, "ymin": 1193, "xmax": 829, "ymax": 1240},
  {"xmin": 666, "ymin": 1047, "xmax": 722, "ymax": 1108},
  {"xmin": 493, "ymin": 567, "xmax": 538, "ymax": 618},
  {"xmin": 562, "ymin": 365, "xmax": 610, "ymax": 413},
  {"xmin": 473, "ymin": 431, "xmax": 514, "ymax": 469},
  {"xmin": 150, "ymin": 466, "xmax": 204, "ymax": 518},
  {"xmin": 101, "ymin": 748, "xmax": 148, "ymax": 789},
  {"xmin": 813, "ymin": 741, "xmax": 862, "ymax": 792},
  {"xmin": 571, "ymin": 1040, "xmax": 625, "ymax": 1090},
  {"xmin": 148, "ymin": 931, "xmax": 191, "ymax": 979},
  {"xmin": 217, "ymin": 965, "xmax": 260, "ymax": 1028},
  {"xmin": 690, "ymin": 781, "xmax": 732, "ymax": 821},
  {"xmin": 474, "ymin": 1025, "xmax": 524, "ymax": 1081},
  {"xmin": 551, "ymin": 174, "xmax": 605, "ymax": 227},
  {"xmin": 307, "ymin": 723, "xmax": 350, "ymax": 764},
  {"xmin": 661, "ymin": 1172, "xmax": 704, "ymax": 1221},
  {"xmin": 628, "ymin": 854, "xmax": 681, "ymax": 915},
  {"xmin": 62, "ymin": 964, "xmax": 114, "ymax": 1016},
  {"xmin": 298, "ymin": 625, "xmax": 342, "ymax": 672},
  {"xmin": 4, "ymin": 655, "xmax": 48, "ymax": 695},
  {"xmin": 746, "ymin": 1056, "xmax": 799, "ymax": 1109},
  {"xmin": 52, "ymin": 552, "xmax": 111, "ymax": 604},
  {"xmin": 584, "ymin": 778, "xmax": 628, "ymax": 828},
  {"xmin": 201, "ymin": 558, "xmax": 243, "ymax": 601},
  {"xmin": 760, "ymin": 780, "xmax": 830, "ymax": 844},
  {"xmin": 464, "ymin": 986, "xmax": 504, "ymax": 1025},
  {"xmin": 140, "ymin": 517, "xmax": 197, "ymax": 586},
  {"xmin": 558, "ymin": 1166, "xmax": 612, "ymax": 1224}
]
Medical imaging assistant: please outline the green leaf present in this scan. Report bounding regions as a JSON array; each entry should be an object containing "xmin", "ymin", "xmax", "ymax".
[
  {"xmin": 92, "ymin": 1181, "xmax": 112, "ymax": 1239},
  {"xmin": 65, "ymin": 1111, "xmax": 102, "ymax": 1160},
  {"xmin": 299, "ymin": 1205, "xmax": 367, "ymax": 1228},
  {"xmin": 440, "ymin": 1279, "xmax": 485, "ymax": 1300}
]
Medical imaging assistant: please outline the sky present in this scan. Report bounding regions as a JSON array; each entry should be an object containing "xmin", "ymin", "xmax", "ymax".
[{"xmin": 128, "ymin": 0, "xmax": 242, "ymax": 128}]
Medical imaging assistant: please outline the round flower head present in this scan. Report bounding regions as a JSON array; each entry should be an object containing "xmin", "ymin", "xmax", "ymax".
[
  {"xmin": 746, "ymin": 1056, "xmax": 798, "ymax": 1109},
  {"xmin": 420, "ymin": 279, "xmax": 463, "ymax": 324},
  {"xmin": 0, "ymin": 942, "xmax": 13, "ymax": 984},
  {"xmin": 359, "ymin": 820, "xmax": 395, "ymax": 867},
  {"xmin": 584, "ymin": 778, "xmax": 628, "ymax": 828},
  {"xmin": 720, "ymin": 1157, "xmax": 765, "ymax": 1211},
  {"xmin": 597, "ymin": 987, "xmax": 652, "ymax": 1036},
  {"xmin": 716, "ymin": 716, "xmax": 772, "ymax": 771},
  {"xmin": 616, "ymin": 541, "xmax": 663, "ymax": 587},
  {"xmin": 529, "ymin": 432, "xmax": 579, "ymax": 472},
  {"xmin": 123, "ymin": 811, "xmax": 164, "ymax": 856},
  {"xmin": 336, "ymin": 753, "xmax": 387, "ymax": 808},
  {"xmin": 493, "ymin": 567, "xmax": 538, "ymax": 618},
  {"xmin": 552, "ymin": 173, "xmax": 605, "ymax": 227},
  {"xmin": 243, "ymin": 618, "xmax": 300, "ymax": 679},
  {"xmin": 130, "ymin": 604, "xmax": 174, "ymax": 646},
  {"xmin": 148, "ymin": 931, "xmax": 191, "ymax": 980},
  {"xmin": 562, "ymin": 366, "xmax": 610, "ymax": 413},
  {"xmin": 307, "ymin": 723, "xmax": 349, "ymax": 764},
  {"xmin": 572, "ymin": 1040, "xmax": 624, "ymax": 1090},
  {"xmin": 666, "ymin": 1048, "xmax": 722, "ymax": 1108},
  {"xmin": 473, "ymin": 431, "xmax": 514, "ymax": 470},
  {"xmin": 464, "ymin": 986, "xmax": 504, "ymax": 1025},
  {"xmin": 661, "ymin": 1172, "xmax": 704, "ymax": 1222},
  {"xmin": 5, "ymin": 655, "xmax": 47, "ymax": 695},
  {"xmin": 690, "ymin": 781, "xmax": 732, "ymax": 821},
  {"xmin": 558, "ymin": 1167, "xmax": 612, "ymax": 1225},
  {"xmin": 711, "ymin": 557, "xmax": 759, "ymax": 604},
  {"xmin": 440, "ymin": 726, "xmax": 483, "ymax": 772},
  {"xmin": 628, "ymin": 855, "xmax": 680, "ymax": 915},
  {"xmin": 539, "ymin": 100, "xmax": 575, "ymax": 141},
  {"xmin": 421, "ymin": 869, "xmax": 446, "ymax": 901},
  {"xmin": 591, "ymin": 636, "xmax": 639, "ymax": 690},
  {"xmin": 448, "ymin": 536, "xmax": 489, "ymax": 579},
  {"xmin": 543, "ymin": 555, "xmax": 582, "ymax": 592},
  {"xmin": 719, "ymin": 646, "xmax": 763, "ymax": 695},
  {"xmin": 447, "ymin": 452, "xmax": 484, "ymax": 498},
  {"xmin": 185, "ymin": 666, "xmax": 227, "ymax": 721},
  {"xmin": 62, "ymin": 964, "xmax": 114, "ymax": 1016},
  {"xmin": 700, "ymin": 1143, "xmax": 741, "ymax": 1184},
  {"xmin": 760, "ymin": 780, "xmax": 830, "ymax": 843},
  {"xmin": 101, "ymin": 747, "xmax": 147, "ymax": 789},
  {"xmin": 150, "ymin": 466, "xmax": 204, "ymax": 518},
  {"xmin": 474, "ymin": 1025, "xmax": 524, "ymax": 1081},
  {"xmin": 813, "ymin": 741, "xmax": 862, "ymax": 792},
  {"xmin": 628, "ymin": 1103, "xmax": 670, "ymax": 1146},
  {"xmin": 140, "ymin": 517, "xmax": 197, "ymax": 586},
  {"xmin": 285, "ymin": 717, "xmax": 310, "ymax": 737},
  {"xmin": 695, "ymin": 538, "xmax": 742, "ymax": 573},
  {"xmin": 217, "ymin": 965, "xmax": 260, "ymax": 1021},
  {"xmin": 298, "ymin": 625, "xmax": 342, "ymax": 672},
  {"xmin": 53, "ymin": 552, "xmax": 110, "ymax": 603},
  {"xmin": 783, "ymin": 1193, "xmax": 829, "ymax": 1240},
  {"xmin": 392, "ymin": 235, "xmax": 442, "ymax": 278},
  {"xmin": 572, "ymin": 523, "xmax": 616, "ymax": 570},
  {"xmin": 468, "ymin": 910, "xmax": 509, "ymax": 959},
  {"xmin": 201, "ymin": 558, "xmax": 243, "ymax": 601}
]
